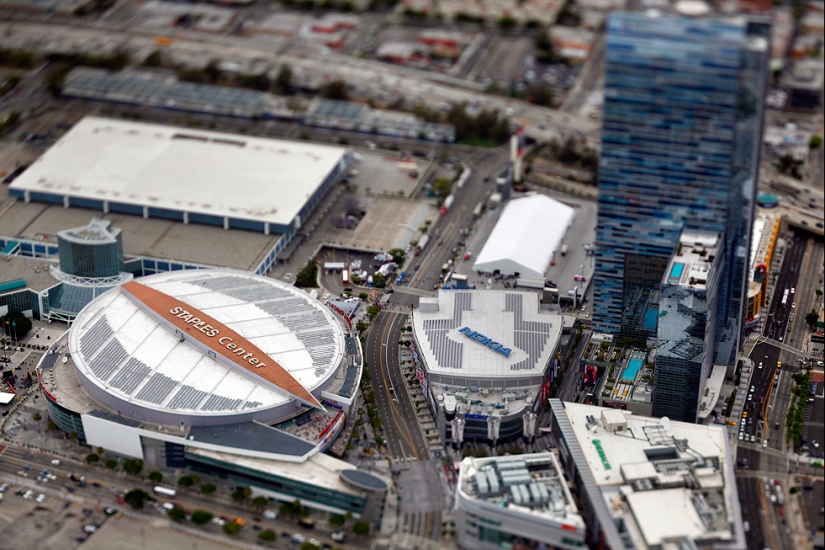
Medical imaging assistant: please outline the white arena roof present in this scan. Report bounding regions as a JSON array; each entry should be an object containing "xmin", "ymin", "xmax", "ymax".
[
  {"xmin": 69, "ymin": 270, "xmax": 345, "ymax": 420},
  {"xmin": 412, "ymin": 290, "xmax": 561, "ymax": 379},
  {"xmin": 9, "ymin": 117, "xmax": 348, "ymax": 228},
  {"xmin": 473, "ymin": 194, "xmax": 575, "ymax": 277}
]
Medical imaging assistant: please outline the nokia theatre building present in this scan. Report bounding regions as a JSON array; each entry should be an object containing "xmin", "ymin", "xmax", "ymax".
[
  {"xmin": 37, "ymin": 270, "xmax": 387, "ymax": 524},
  {"xmin": 411, "ymin": 290, "xmax": 562, "ymax": 444}
]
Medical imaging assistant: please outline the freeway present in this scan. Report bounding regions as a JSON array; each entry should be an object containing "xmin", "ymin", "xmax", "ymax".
[{"xmin": 0, "ymin": 19, "xmax": 599, "ymax": 142}]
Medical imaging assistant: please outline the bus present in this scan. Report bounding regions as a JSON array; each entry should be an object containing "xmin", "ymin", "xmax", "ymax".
[
  {"xmin": 153, "ymin": 486, "xmax": 177, "ymax": 498},
  {"xmin": 342, "ymin": 269, "xmax": 349, "ymax": 287},
  {"xmin": 781, "ymin": 289, "xmax": 789, "ymax": 306}
]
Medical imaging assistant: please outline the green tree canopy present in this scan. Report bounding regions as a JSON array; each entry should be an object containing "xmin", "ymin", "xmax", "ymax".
[
  {"xmin": 123, "ymin": 459, "xmax": 144, "ymax": 476},
  {"xmin": 806, "ymin": 309, "xmax": 819, "ymax": 329},
  {"xmin": 200, "ymin": 483, "xmax": 217, "ymax": 494},
  {"xmin": 85, "ymin": 453, "xmax": 99, "ymax": 464},
  {"xmin": 177, "ymin": 476, "xmax": 194, "ymax": 487},
  {"xmin": 148, "ymin": 471, "xmax": 163, "ymax": 483},
  {"xmin": 167, "ymin": 506, "xmax": 187, "ymax": 522},
  {"xmin": 124, "ymin": 489, "xmax": 150, "ymax": 509},
  {"xmin": 258, "ymin": 529, "xmax": 277, "ymax": 541},
  {"xmin": 190, "ymin": 509, "xmax": 213, "ymax": 525},
  {"xmin": 252, "ymin": 496, "xmax": 268, "ymax": 509},
  {"xmin": 295, "ymin": 260, "xmax": 319, "ymax": 288},
  {"xmin": 352, "ymin": 520, "xmax": 370, "ymax": 536},
  {"xmin": 223, "ymin": 521, "xmax": 242, "ymax": 535},
  {"xmin": 104, "ymin": 459, "xmax": 118, "ymax": 470}
]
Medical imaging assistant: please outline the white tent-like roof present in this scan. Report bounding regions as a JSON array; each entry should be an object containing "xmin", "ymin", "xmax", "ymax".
[{"xmin": 473, "ymin": 194, "xmax": 575, "ymax": 277}]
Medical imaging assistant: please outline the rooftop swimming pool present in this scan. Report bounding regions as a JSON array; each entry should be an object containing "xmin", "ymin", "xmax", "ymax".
[{"xmin": 621, "ymin": 358, "xmax": 644, "ymax": 382}]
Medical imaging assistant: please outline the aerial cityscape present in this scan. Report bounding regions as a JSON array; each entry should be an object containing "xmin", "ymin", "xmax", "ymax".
[{"xmin": 0, "ymin": 0, "xmax": 821, "ymax": 547}]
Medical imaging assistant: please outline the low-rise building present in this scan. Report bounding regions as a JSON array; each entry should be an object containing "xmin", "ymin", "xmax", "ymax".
[
  {"xmin": 549, "ymin": 400, "xmax": 746, "ymax": 549},
  {"xmin": 455, "ymin": 453, "xmax": 586, "ymax": 550}
]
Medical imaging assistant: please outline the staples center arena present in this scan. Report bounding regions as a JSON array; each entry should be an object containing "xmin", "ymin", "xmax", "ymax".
[{"xmin": 38, "ymin": 270, "xmax": 387, "ymax": 523}]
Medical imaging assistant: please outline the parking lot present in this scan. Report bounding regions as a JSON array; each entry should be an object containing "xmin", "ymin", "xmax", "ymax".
[
  {"xmin": 477, "ymin": 36, "xmax": 535, "ymax": 82},
  {"xmin": 0, "ymin": 488, "xmax": 112, "ymax": 550}
]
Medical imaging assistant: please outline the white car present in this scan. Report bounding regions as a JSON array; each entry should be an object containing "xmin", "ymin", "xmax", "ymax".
[
  {"xmin": 212, "ymin": 517, "xmax": 226, "ymax": 526},
  {"xmin": 739, "ymin": 432, "xmax": 744, "ymax": 440},
  {"xmin": 36, "ymin": 493, "xmax": 46, "ymax": 503},
  {"xmin": 292, "ymin": 533, "xmax": 306, "ymax": 544},
  {"xmin": 791, "ymin": 302, "xmax": 796, "ymax": 309},
  {"xmin": 331, "ymin": 531, "xmax": 346, "ymax": 542},
  {"xmin": 262, "ymin": 510, "xmax": 277, "ymax": 520},
  {"xmin": 758, "ymin": 362, "xmax": 763, "ymax": 369},
  {"xmin": 762, "ymin": 439, "xmax": 768, "ymax": 448}
]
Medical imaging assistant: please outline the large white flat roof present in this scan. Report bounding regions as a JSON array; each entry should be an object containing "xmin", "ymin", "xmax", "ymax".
[
  {"xmin": 473, "ymin": 194, "xmax": 575, "ymax": 277},
  {"xmin": 412, "ymin": 290, "xmax": 561, "ymax": 379},
  {"xmin": 10, "ymin": 117, "xmax": 348, "ymax": 228}
]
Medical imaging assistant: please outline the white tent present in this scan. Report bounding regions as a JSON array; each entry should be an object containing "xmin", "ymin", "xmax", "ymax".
[{"xmin": 473, "ymin": 194, "xmax": 575, "ymax": 277}]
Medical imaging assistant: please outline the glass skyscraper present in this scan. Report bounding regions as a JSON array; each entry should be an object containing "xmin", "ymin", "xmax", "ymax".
[{"xmin": 593, "ymin": 9, "xmax": 769, "ymax": 367}]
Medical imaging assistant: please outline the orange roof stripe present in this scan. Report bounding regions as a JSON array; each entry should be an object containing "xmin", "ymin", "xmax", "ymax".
[{"xmin": 120, "ymin": 281, "xmax": 321, "ymax": 409}]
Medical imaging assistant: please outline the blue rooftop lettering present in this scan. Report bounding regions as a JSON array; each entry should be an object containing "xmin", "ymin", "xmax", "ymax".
[{"xmin": 457, "ymin": 327, "xmax": 512, "ymax": 357}]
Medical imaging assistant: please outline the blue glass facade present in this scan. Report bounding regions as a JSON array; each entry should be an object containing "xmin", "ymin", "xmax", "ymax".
[
  {"xmin": 58, "ymin": 220, "xmax": 124, "ymax": 278},
  {"xmin": 593, "ymin": 11, "xmax": 768, "ymax": 367}
]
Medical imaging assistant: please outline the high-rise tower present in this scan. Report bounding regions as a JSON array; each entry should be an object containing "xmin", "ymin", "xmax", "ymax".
[{"xmin": 592, "ymin": 6, "xmax": 769, "ymax": 367}]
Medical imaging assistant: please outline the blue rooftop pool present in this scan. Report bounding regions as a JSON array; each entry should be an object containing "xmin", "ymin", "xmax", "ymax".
[{"xmin": 621, "ymin": 358, "xmax": 643, "ymax": 382}]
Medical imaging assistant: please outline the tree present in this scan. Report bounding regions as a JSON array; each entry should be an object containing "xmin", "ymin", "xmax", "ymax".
[
  {"xmin": 223, "ymin": 521, "xmax": 242, "ymax": 535},
  {"xmin": 231, "ymin": 486, "xmax": 251, "ymax": 502},
  {"xmin": 124, "ymin": 489, "xmax": 150, "ymax": 509},
  {"xmin": 806, "ymin": 309, "xmax": 820, "ymax": 330},
  {"xmin": 329, "ymin": 514, "xmax": 346, "ymax": 526},
  {"xmin": 301, "ymin": 542, "xmax": 320, "ymax": 550},
  {"xmin": 123, "ymin": 459, "xmax": 144, "ymax": 476},
  {"xmin": 144, "ymin": 50, "xmax": 163, "ymax": 67},
  {"xmin": 344, "ymin": 197, "xmax": 362, "ymax": 217},
  {"xmin": 167, "ymin": 506, "xmax": 187, "ymax": 522},
  {"xmin": 356, "ymin": 320, "xmax": 368, "ymax": 333},
  {"xmin": 148, "ymin": 471, "xmax": 163, "ymax": 483},
  {"xmin": 372, "ymin": 272, "xmax": 386, "ymax": 288},
  {"xmin": 32, "ymin": 412, "xmax": 41, "ymax": 430},
  {"xmin": 105, "ymin": 459, "xmax": 117, "ymax": 470},
  {"xmin": 322, "ymin": 79, "xmax": 349, "ymax": 101},
  {"xmin": 0, "ymin": 313, "xmax": 32, "ymax": 340},
  {"xmin": 178, "ymin": 476, "xmax": 194, "ymax": 487},
  {"xmin": 352, "ymin": 520, "xmax": 370, "ymax": 536},
  {"xmin": 200, "ymin": 483, "xmax": 217, "ymax": 494},
  {"xmin": 190, "ymin": 509, "xmax": 213, "ymax": 525},
  {"xmin": 258, "ymin": 529, "xmax": 277, "ymax": 542},
  {"xmin": 275, "ymin": 64, "xmax": 293, "ymax": 95},
  {"xmin": 85, "ymin": 453, "xmax": 99, "ymax": 464},
  {"xmin": 387, "ymin": 248, "xmax": 406, "ymax": 265},
  {"xmin": 810, "ymin": 134, "xmax": 822, "ymax": 150},
  {"xmin": 252, "ymin": 496, "xmax": 268, "ymax": 509},
  {"xmin": 295, "ymin": 260, "xmax": 319, "ymax": 288}
]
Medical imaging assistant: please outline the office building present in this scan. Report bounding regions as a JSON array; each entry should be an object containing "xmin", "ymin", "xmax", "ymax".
[
  {"xmin": 48, "ymin": 219, "xmax": 134, "ymax": 323},
  {"xmin": 549, "ymin": 400, "xmax": 746, "ymax": 549},
  {"xmin": 592, "ymin": 6, "xmax": 769, "ymax": 368}
]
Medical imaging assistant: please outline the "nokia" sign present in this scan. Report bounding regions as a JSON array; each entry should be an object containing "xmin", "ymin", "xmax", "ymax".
[{"xmin": 457, "ymin": 327, "xmax": 512, "ymax": 357}]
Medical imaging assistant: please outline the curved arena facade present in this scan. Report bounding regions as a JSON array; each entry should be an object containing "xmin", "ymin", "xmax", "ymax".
[{"xmin": 37, "ymin": 270, "xmax": 385, "ymax": 524}]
